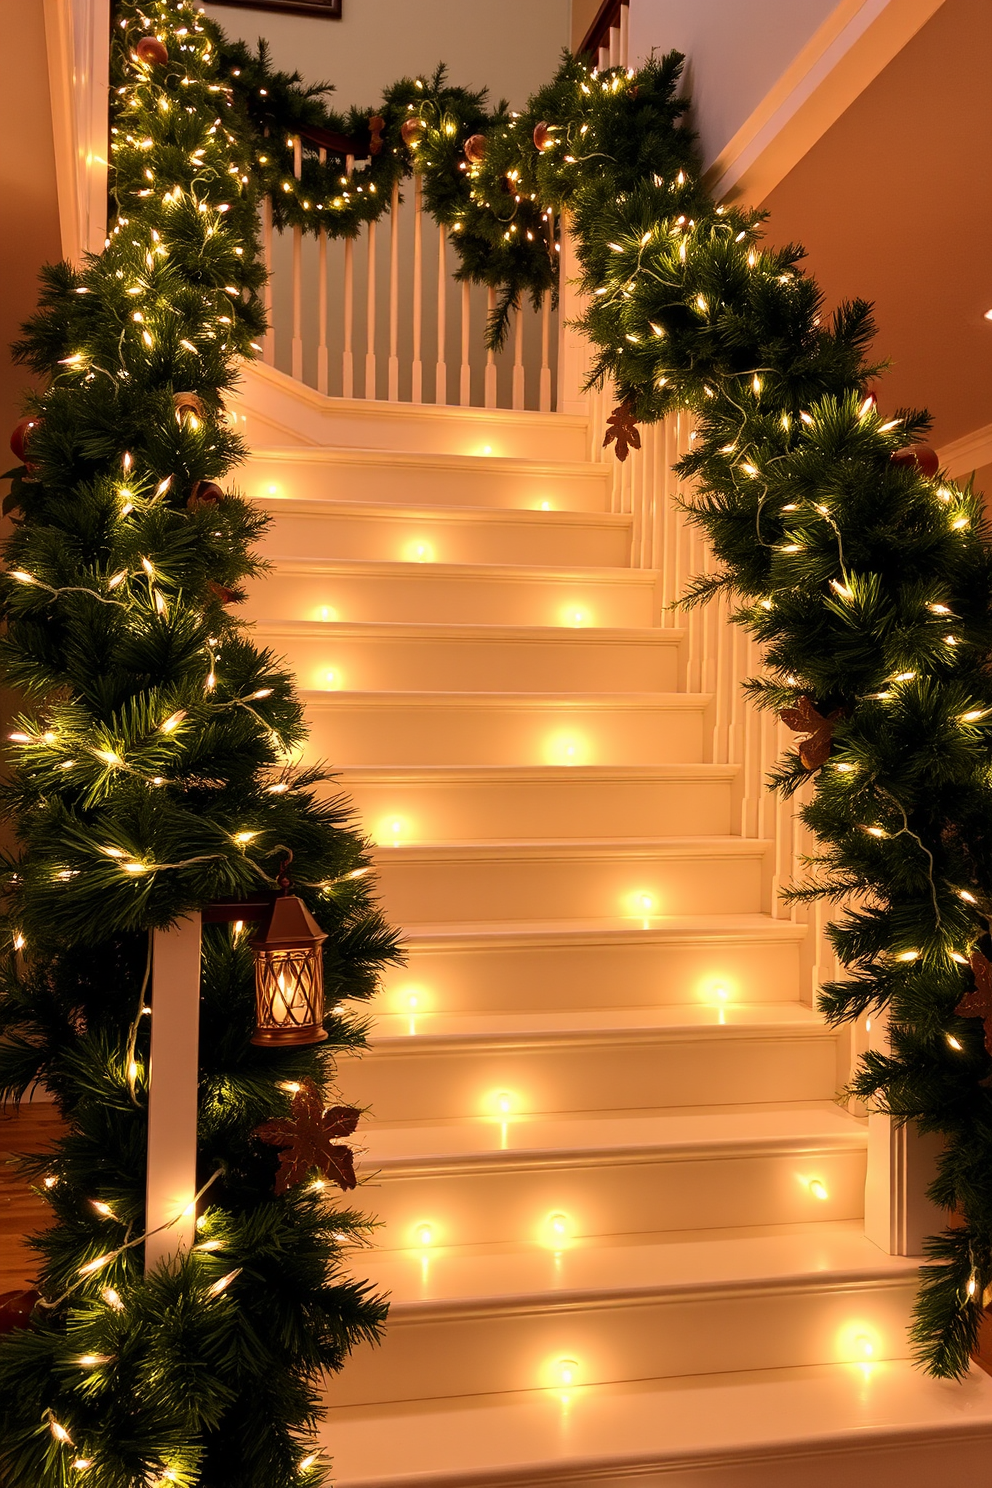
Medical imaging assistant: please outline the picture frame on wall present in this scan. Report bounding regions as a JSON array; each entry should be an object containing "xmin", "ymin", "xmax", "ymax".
[{"xmin": 207, "ymin": 0, "xmax": 342, "ymax": 17}]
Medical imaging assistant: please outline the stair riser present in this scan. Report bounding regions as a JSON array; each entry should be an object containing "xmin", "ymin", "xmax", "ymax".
[
  {"xmin": 357, "ymin": 1145, "xmax": 867, "ymax": 1251},
  {"xmin": 246, "ymin": 455, "xmax": 608, "ymax": 511},
  {"xmin": 236, "ymin": 370, "xmax": 592, "ymax": 459},
  {"xmin": 260, "ymin": 630, "xmax": 682, "ymax": 695},
  {"xmin": 377, "ymin": 936, "xmax": 804, "ymax": 1012},
  {"xmin": 372, "ymin": 849, "xmax": 768, "ymax": 925},
  {"xmin": 254, "ymin": 504, "xmax": 632, "ymax": 568},
  {"xmin": 302, "ymin": 700, "xmax": 707, "ymax": 767},
  {"xmin": 245, "ymin": 567, "xmax": 659, "ymax": 628},
  {"xmin": 325, "ymin": 1277, "xmax": 915, "ymax": 1408},
  {"xmin": 338, "ymin": 1033, "xmax": 839, "ymax": 1123},
  {"xmin": 336, "ymin": 772, "xmax": 732, "ymax": 840}
]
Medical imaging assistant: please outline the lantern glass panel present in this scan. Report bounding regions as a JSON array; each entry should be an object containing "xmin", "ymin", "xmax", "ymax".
[{"xmin": 252, "ymin": 946, "xmax": 328, "ymax": 1046}]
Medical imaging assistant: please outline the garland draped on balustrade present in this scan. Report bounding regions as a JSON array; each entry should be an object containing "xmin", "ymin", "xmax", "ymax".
[{"xmin": 1, "ymin": 4, "xmax": 990, "ymax": 1481}]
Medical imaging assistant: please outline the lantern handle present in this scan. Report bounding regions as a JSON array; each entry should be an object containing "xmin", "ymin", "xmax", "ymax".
[{"xmin": 276, "ymin": 849, "xmax": 294, "ymax": 894}]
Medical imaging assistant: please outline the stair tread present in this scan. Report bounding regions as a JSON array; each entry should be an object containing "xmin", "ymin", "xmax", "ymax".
[
  {"xmin": 250, "ymin": 444, "xmax": 603, "ymax": 477},
  {"xmin": 256, "ymin": 617, "xmax": 682, "ymax": 642},
  {"xmin": 302, "ymin": 688, "xmax": 708, "ymax": 705},
  {"xmin": 323, "ymin": 1360, "xmax": 992, "ymax": 1486},
  {"xmin": 400, "ymin": 913, "xmax": 807, "ymax": 945},
  {"xmin": 337, "ymin": 763, "xmax": 738, "ymax": 781},
  {"xmin": 255, "ymin": 495, "xmax": 630, "ymax": 527},
  {"xmin": 371, "ymin": 836, "xmax": 766, "ymax": 856},
  {"xmin": 359, "ymin": 1103, "xmax": 866, "ymax": 1168},
  {"xmin": 358, "ymin": 1221, "xmax": 917, "ymax": 1316},
  {"xmin": 365, "ymin": 1003, "xmax": 826, "ymax": 1048},
  {"xmin": 263, "ymin": 555, "xmax": 658, "ymax": 583}
]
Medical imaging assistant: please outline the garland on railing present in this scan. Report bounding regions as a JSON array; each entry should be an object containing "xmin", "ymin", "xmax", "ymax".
[
  {"xmin": 0, "ymin": 2, "xmax": 400, "ymax": 1483},
  {"xmin": 221, "ymin": 28, "xmax": 992, "ymax": 1377},
  {"xmin": 2, "ymin": 22, "xmax": 989, "ymax": 1488}
]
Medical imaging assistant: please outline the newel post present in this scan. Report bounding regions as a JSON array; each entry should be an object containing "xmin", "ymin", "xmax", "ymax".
[
  {"xmin": 863, "ymin": 1010, "xmax": 944, "ymax": 1255},
  {"xmin": 144, "ymin": 913, "xmax": 202, "ymax": 1270}
]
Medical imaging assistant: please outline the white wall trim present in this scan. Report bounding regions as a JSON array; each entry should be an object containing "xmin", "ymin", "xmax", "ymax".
[
  {"xmin": 706, "ymin": 0, "xmax": 948, "ymax": 207},
  {"xmin": 938, "ymin": 422, "xmax": 992, "ymax": 479},
  {"xmin": 43, "ymin": 0, "xmax": 110, "ymax": 263}
]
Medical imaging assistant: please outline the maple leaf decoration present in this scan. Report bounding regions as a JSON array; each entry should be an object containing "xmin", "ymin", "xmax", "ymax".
[
  {"xmin": 780, "ymin": 694, "xmax": 845, "ymax": 770},
  {"xmin": 255, "ymin": 1079, "xmax": 360, "ymax": 1196},
  {"xmin": 955, "ymin": 953, "xmax": 992, "ymax": 1057},
  {"xmin": 603, "ymin": 400, "xmax": 641, "ymax": 462}
]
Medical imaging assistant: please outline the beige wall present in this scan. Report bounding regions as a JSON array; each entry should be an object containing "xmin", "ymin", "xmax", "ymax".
[
  {"xmin": 628, "ymin": 0, "xmax": 838, "ymax": 167},
  {"xmin": 204, "ymin": 1, "xmax": 570, "ymax": 112},
  {"xmin": 761, "ymin": 0, "xmax": 991, "ymax": 456}
]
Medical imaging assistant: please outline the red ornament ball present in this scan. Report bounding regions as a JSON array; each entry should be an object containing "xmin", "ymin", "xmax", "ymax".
[
  {"xmin": 10, "ymin": 416, "xmax": 42, "ymax": 463},
  {"xmin": 400, "ymin": 117, "xmax": 425, "ymax": 147},
  {"xmin": 136, "ymin": 36, "xmax": 169, "ymax": 66},
  {"xmin": 533, "ymin": 121, "xmax": 553, "ymax": 152},
  {"xmin": 891, "ymin": 445, "xmax": 940, "ymax": 478},
  {"xmin": 0, "ymin": 1290, "xmax": 39, "ymax": 1334},
  {"xmin": 187, "ymin": 480, "xmax": 225, "ymax": 509},
  {"xmin": 464, "ymin": 134, "xmax": 487, "ymax": 164}
]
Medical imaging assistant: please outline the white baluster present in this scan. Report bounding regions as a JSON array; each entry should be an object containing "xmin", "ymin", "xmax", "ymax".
[
  {"xmin": 317, "ymin": 146, "xmax": 328, "ymax": 395},
  {"xmin": 342, "ymin": 154, "xmax": 355, "ymax": 398},
  {"xmin": 609, "ymin": 24, "xmax": 620, "ymax": 67},
  {"xmin": 484, "ymin": 286, "xmax": 497, "ymax": 408},
  {"xmin": 598, "ymin": 45, "xmax": 609, "ymax": 70},
  {"xmin": 412, "ymin": 173, "xmax": 423, "ymax": 403},
  {"xmin": 539, "ymin": 291, "xmax": 552, "ymax": 412},
  {"xmin": 512, "ymin": 302, "xmax": 525, "ymax": 410},
  {"xmin": 619, "ymin": 3, "xmax": 629, "ymax": 68},
  {"xmin": 460, "ymin": 281, "xmax": 472, "ymax": 406},
  {"xmin": 435, "ymin": 221, "xmax": 447, "ymax": 405},
  {"xmin": 365, "ymin": 218, "xmax": 377, "ymax": 398},
  {"xmin": 292, "ymin": 136, "xmax": 303, "ymax": 382},
  {"xmin": 388, "ymin": 179, "xmax": 400, "ymax": 401},
  {"xmin": 261, "ymin": 193, "xmax": 274, "ymax": 366}
]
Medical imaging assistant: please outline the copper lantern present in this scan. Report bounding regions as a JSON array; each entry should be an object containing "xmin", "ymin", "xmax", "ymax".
[{"xmin": 250, "ymin": 892, "xmax": 328, "ymax": 1047}]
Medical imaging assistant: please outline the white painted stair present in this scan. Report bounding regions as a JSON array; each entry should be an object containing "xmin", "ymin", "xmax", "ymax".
[{"xmin": 242, "ymin": 389, "xmax": 992, "ymax": 1485}]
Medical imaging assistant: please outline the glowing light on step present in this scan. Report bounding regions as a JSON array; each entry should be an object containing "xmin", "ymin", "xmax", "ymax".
[
  {"xmin": 542, "ymin": 1211, "xmax": 574, "ymax": 1249},
  {"xmin": 539, "ymin": 500, "xmax": 553, "ymax": 511},
  {"xmin": 555, "ymin": 1358, "xmax": 579, "ymax": 1387},
  {"xmin": 376, "ymin": 815, "xmax": 410, "ymax": 846},
  {"xmin": 406, "ymin": 539, "xmax": 435, "ymax": 563},
  {"xmin": 319, "ymin": 606, "xmax": 338, "ymax": 622},
  {"xmin": 480, "ymin": 444, "xmax": 494, "ymax": 456},
  {"xmin": 266, "ymin": 484, "xmax": 279, "ymax": 495},
  {"xmin": 323, "ymin": 670, "xmax": 341, "ymax": 690},
  {"xmin": 496, "ymin": 1091, "xmax": 514, "ymax": 1115},
  {"xmin": 546, "ymin": 732, "xmax": 589, "ymax": 766},
  {"xmin": 808, "ymin": 1179, "xmax": 829, "ymax": 1201},
  {"xmin": 628, "ymin": 890, "xmax": 657, "ymax": 926},
  {"xmin": 837, "ymin": 1321, "xmax": 881, "ymax": 1366},
  {"xmin": 561, "ymin": 605, "xmax": 592, "ymax": 628},
  {"xmin": 416, "ymin": 1223, "xmax": 433, "ymax": 1246}
]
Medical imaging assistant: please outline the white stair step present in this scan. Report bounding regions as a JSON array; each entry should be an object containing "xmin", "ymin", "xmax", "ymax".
[
  {"xmin": 323, "ymin": 1359, "xmax": 992, "ymax": 1488},
  {"xmin": 376, "ymin": 916, "xmax": 807, "ymax": 1013},
  {"xmin": 245, "ymin": 558, "xmax": 659, "ymax": 628},
  {"xmin": 326, "ymin": 1224, "xmax": 919, "ymax": 1407},
  {"xmin": 336, "ymin": 764, "xmax": 733, "ymax": 841},
  {"xmin": 253, "ymin": 497, "xmax": 631, "ymax": 568},
  {"xmin": 256, "ymin": 621, "xmax": 683, "ymax": 694},
  {"xmin": 370, "ymin": 838, "xmax": 770, "ymax": 926},
  {"xmin": 236, "ymin": 362, "xmax": 592, "ymax": 461},
  {"xmin": 337, "ymin": 1004, "xmax": 837, "ymax": 1123},
  {"xmin": 356, "ymin": 1105, "xmax": 868, "ymax": 1250},
  {"xmin": 246, "ymin": 447, "xmax": 608, "ymax": 511},
  {"xmin": 300, "ymin": 690, "xmax": 709, "ymax": 766}
]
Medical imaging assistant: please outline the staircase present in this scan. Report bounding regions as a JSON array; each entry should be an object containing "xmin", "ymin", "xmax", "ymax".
[{"xmin": 241, "ymin": 382, "xmax": 992, "ymax": 1487}]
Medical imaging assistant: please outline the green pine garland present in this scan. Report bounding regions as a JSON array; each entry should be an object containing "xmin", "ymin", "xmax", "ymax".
[
  {"xmin": 0, "ymin": 1, "xmax": 401, "ymax": 1483},
  {"xmin": 3, "ymin": 13, "xmax": 991, "ymax": 1481}
]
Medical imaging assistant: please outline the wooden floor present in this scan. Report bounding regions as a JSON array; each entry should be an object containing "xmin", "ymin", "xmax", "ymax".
[{"xmin": 0, "ymin": 1103, "xmax": 63, "ymax": 1291}]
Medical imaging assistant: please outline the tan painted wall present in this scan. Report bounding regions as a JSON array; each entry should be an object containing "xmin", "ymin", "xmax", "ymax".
[
  {"xmin": 761, "ymin": 0, "xmax": 991, "ymax": 457},
  {"xmin": 204, "ymin": 1, "xmax": 570, "ymax": 112},
  {"xmin": 0, "ymin": 5, "xmax": 62, "ymax": 455}
]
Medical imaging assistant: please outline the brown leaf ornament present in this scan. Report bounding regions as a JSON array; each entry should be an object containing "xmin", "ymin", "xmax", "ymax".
[
  {"xmin": 780, "ymin": 694, "xmax": 844, "ymax": 770},
  {"xmin": 256, "ymin": 1078, "xmax": 360, "ymax": 1196},
  {"xmin": 603, "ymin": 400, "xmax": 641, "ymax": 462},
  {"xmin": 955, "ymin": 952, "xmax": 992, "ymax": 1057}
]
